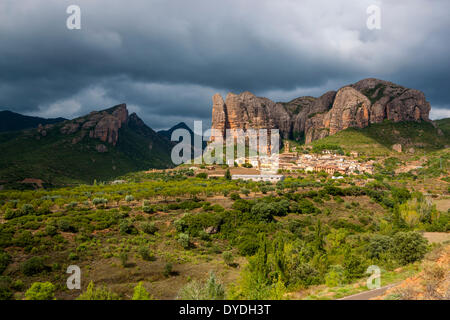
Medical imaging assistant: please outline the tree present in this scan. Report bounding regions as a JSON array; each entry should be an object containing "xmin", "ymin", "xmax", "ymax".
[
  {"xmin": 132, "ymin": 282, "xmax": 152, "ymax": 300},
  {"xmin": 392, "ymin": 232, "xmax": 428, "ymax": 265},
  {"xmin": 225, "ymin": 169, "xmax": 231, "ymax": 180},
  {"xmin": 367, "ymin": 235, "xmax": 393, "ymax": 259},
  {"xmin": 25, "ymin": 282, "xmax": 55, "ymax": 300}
]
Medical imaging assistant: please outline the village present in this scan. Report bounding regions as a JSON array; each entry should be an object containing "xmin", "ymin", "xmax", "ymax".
[
  {"xmin": 167, "ymin": 140, "xmax": 376, "ymax": 183},
  {"xmin": 225, "ymin": 141, "xmax": 375, "ymax": 177}
]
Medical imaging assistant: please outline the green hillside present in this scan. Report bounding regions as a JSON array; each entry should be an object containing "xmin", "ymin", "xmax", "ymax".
[
  {"xmin": 0, "ymin": 110, "xmax": 174, "ymax": 188},
  {"xmin": 310, "ymin": 120, "xmax": 450, "ymax": 156}
]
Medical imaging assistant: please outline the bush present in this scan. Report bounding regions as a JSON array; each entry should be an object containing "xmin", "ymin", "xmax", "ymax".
[
  {"xmin": 142, "ymin": 205, "xmax": 155, "ymax": 214},
  {"xmin": 21, "ymin": 204, "xmax": 34, "ymax": 215},
  {"xmin": 178, "ymin": 233, "xmax": 191, "ymax": 249},
  {"xmin": 45, "ymin": 224, "xmax": 58, "ymax": 236},
  {"xmin": 92, "ymin": 198, "xmax": 108, "ymax": 206},
  {"xmin": 196, "ymin": 173, "xmax": 208, "ymax": 179},
  {"xmin": 222, "ymin": 251, "xmax": 234, "ymax": 266},
  {"xmin": 325, "ymin": 265, "xmax": 345, "ymax": 287},
  {"xmin": 25, "ymin": 282, "xmax": 55, "ymax": 300},
  {"xmin": 230, "ymin": 193, "xmax": 241, "ymax": 201},
  {"xmin": 343, "ymin": 254, "xmax": 367, "ymax": 282},
  {"xmin": 138, "ymin": 246, "xmax": 156, "ymax": 261},
  {"xmin": 125, "ymin": 195, "xmax": 134, "ymax": 202},
  {"xmin": 0, "ymin": 251, "xmax": 11, "ymax": 275},
  {"xmin": 250, "ymin": 202, "xmax": 273, "ymax": 222},
  {"xmin": 141, "ymin": 222, "xmax": 157, "ymax": 235},
  {"xmin": 77, "ymin": 281, "xmax": 119, "ymax": 300},
  {"xmin": 119, "ymin": 252, "xmax": 128, "ymax": 267},
  {"xmin": 132, "ymin": 282, "xmax": 152, "ymax": 300},
  {"xmin": 119, "ymin": 220, "xmax": 137, "ymax": 235},
  {"xmin": 21, "ymin": 257, "xmax": 47, "ymax": 276},
  {"xmin": 0, "ymin": 276, "xmax": 12, "ymax": 300},
  {"xmin": 57, "ymin": 219, "xmax": 77, "ymax": 232},
  {"xmin": 367, "ymin": 235, "xmax": 393, "ymax": 259},
  {"xmin": 237, "ymin": 236, "xmax": 259, "ymax": 256},
  {"xmin": 392, "ymin": 232, "xmax": 428, "ymax": 265},
  {"xmin": 163, "ymin": 263, "xmax": 173, "ymax": 277}
]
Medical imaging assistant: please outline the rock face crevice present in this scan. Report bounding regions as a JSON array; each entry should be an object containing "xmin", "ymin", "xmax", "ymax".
[{"xmin": 211, "ymin": 78, "xmax": 431, "ymax": 143}]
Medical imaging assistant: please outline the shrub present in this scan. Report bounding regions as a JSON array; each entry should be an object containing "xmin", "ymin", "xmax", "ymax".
[
  {"xmin": 119, "ymin": 252, "xmax": 128, "ymax": 267},
  {"xmin": 178, "ymin": 233, "xmax": 191, "ymax": 249},
  {"xmin": 343, "ymin": 254, "xmax": 367, "ymax": 282},
  {"xmin": 21, "ymin": 204, "xmax": 34, "ymax": 215},
  {"xmin": 92, "ymin": 198, "xmax": 108, "ymax": 206},
  {"xmin": 132, "ymin": 282, "xmax": 152, "ymax": 300},
  {"xmin": 138, "ymin": 246, "xmax": 156, "ymax": 261},
  {"xmin": 237, "ymin": 236, "xmax": 259, "ymax": 256},
  {"xmin": 25, "ymin": 282, "xmax": 55, "ymax": 300},
  {"xmin": 142, "ymin": 205, "xmax": 155, "ymax": 214},
  {"xmin": 141, "ymin": 222, "xmax": 157, "ymax": 235},
  {"xmin": 222, "ymin": 251, "xmax": 234, "ymax": 266},
  {"xmin": 392, "ymin": 232, "xmax": 428, "ymax": 265},
  {"xmin": 163, "ymin": 263, "xmax": 173, "ymax": 277},
  {"xmin": 57, "ymin": 219, "xmax": 77, "ymax": 232},
  {"xmin": 196, "ymin": 173, "xmax": 208, "ymax": 179},
  {"xmin": 68, "ymin": 252, "xmax": 79, "ymax": 261},
  {"xmin": 119, "ymin": 220, "xmax": 137, "ymax": 235},
  {"xmin": 0, "ymin": 251, "xmax": 11, "ymax": 275},
  {"xmin": 325, "ymin": 265, "xmax": 345, "ymax": 287},
  {"xmin": 367, "ymin": 235, "xmax": 393, "ymax": 259},
  {"xmin": 230, "ymin": 193, "xmax": 241, "ymax": 201},
  {"xmin": 125, "ymin": 195, "xmax": 134, "ymax": 202},
  {"xmin": 21, "ymin": 257, "xmax": 47, "ymax": 276},
  {"xmin": 0, "ymin": 276, "xmax": 12, "ymax": 300},
  {"xmin": 77, "ymin": 281, "xmax": 119, "ymax": 300},
  {"xmin": 12, "ymin": 279, "xmax": 25, "ymax": 291},
  {"xmin": 45, "ymin": 224, "xmax": 58, "ymax": 236}
]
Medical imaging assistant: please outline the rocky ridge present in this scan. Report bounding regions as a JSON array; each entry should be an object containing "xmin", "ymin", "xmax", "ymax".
[{"xmin": 211, "ymin": 78, "xmax": 431, "ymax": 143}]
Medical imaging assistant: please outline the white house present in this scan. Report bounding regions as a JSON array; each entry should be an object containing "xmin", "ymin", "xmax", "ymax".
[{"xmin": 231, "ymin": 174, "xmax": 285, "ymax": 182}]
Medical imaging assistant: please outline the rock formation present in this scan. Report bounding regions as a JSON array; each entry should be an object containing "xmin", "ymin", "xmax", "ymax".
[
  {"xmin": 60, "ymin": 104, "xmax": 129, "ymax": 147},
  {"xmin": 211, "ymin": 78, "xmax": 431, "ymax": 143}
]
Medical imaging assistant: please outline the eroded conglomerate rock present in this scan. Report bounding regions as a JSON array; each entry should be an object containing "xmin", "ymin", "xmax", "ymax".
[
  {"xmin": 211, "ymin": 78, "xmax": 431, "ymax": 144},
  {"xmin": 59, "ymin": 104, "xmax": 129, "ymax": 147},
  {"xmin": 211, "ymin": 91, "xmax": 291, "ymax": 139}
]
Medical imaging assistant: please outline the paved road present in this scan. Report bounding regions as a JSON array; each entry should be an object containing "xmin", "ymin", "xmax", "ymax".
[{"xmin": 338, "ymin": 283, "xmax": 398, "ymax": 300}]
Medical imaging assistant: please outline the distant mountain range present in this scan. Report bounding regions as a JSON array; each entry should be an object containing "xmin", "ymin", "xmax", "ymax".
[
  {"xmin": 0, "ymin": 110, "xmax": 66, "ymax": 133},
  {"xmin": 0, "ymin": 105, "xmax": 195, "ymax": 188}
]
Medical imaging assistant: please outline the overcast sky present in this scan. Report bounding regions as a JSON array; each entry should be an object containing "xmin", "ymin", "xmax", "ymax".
[{"xmin": 0, "ymin": 0, "xmax": 449, "ymax": 130}]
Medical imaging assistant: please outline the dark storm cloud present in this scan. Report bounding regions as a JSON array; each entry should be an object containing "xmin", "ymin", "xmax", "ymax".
[{"xmin": 0, "ymin": 0, "xmax": 449, "ymax": 130}]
